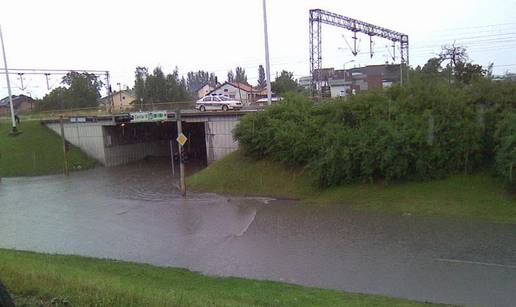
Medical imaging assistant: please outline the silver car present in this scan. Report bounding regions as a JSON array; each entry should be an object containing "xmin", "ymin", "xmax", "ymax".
[{"xmin": 196, "ymin": 95, "xmax": 243, "ymax": 112}]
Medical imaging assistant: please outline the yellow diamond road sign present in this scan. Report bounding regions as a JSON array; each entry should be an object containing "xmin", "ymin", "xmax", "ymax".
[{"xmin": 176, "ymin": 133, "xmax": 188, "ymax": 146}]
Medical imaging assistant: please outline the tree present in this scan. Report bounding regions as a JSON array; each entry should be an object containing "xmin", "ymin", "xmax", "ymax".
[
  {"xmin": 257, "ymin": 65, "xmax": 266, "ymax": 89},
  {"xmin": 133, "ymin": 66, "xmax": 190, "ymax": 103},
  {"xmin": 439, "ymin": 44, "xmax": 468, "ymax": 68},
  {"xmin": 186, "ymin": 70, "xmax": 217, "ymax": 95},
  {"xmin": 235, "ymin": 67, "xmax": 248, "ymax": 84},
  {"xmin": 271, "ymin": 70, "xmax": 299, "ymax": 94},
  {"xmin": 439, "ymin": 44, "xmax": 468, "ymax": 85},
  {"xmin": 166, "ymin": 67, "xmax": 190, "ymax": 101},
  {"xmin": 39, "ymin": 71, "xmax": 102, "ymax": 110},
  {"xmin": 63, "ymin": 72, "xmax": 103, "ymax": 107},
  {"xmin": 454, "ymin": 62, "xmax": 485, "ymax": 85},
  {"xmin": 134, "ymin": 66, "xmax": 148, "ymax": 102},
  {"xmin": 421, "ymin": 57, "xmax": 443, "ymax": 75},
  {"xmin": 145, "ymin": 67, "xmax": 167, "ymax": 103},
  {"xmin": 227, "ymin": 70, "xmax": 235, "ymax": 82}
]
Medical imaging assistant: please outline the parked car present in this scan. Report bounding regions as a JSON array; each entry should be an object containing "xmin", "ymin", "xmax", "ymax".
[
  {"xmin": 256, "ymin": 96, "xmax": 283, "ymax": 104},
  {"xmin": 196, "ymin": 95, "xmax": 243, "ymax": 112}
]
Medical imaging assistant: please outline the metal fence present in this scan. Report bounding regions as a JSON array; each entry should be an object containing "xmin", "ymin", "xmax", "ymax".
[{"xmin": 0, "ymin": 101, "xmax": 195, "ymax": 121}]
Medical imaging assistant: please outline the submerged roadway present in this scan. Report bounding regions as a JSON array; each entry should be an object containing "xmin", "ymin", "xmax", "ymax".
[{"xmin": 1, "ymin": 160, "xmax": 515, "ymax": 307}]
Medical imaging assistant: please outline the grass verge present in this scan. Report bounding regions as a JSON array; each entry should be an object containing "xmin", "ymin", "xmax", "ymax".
[
  {"xmin": 188, "ymin": 151, "xmax": 516, "ymax": 223},
  {"xmin": 0, "ymin": 120, "xmax": 96, "ymax": 177},
  {"xmin": 0, "ymin": 249, "xmax": 444, "ymax": 307}
]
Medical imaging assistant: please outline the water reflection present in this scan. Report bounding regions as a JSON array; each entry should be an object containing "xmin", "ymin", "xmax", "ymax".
[{"xmin": 0, "ymin": 160, "xmax": 515, "ymax": 307}]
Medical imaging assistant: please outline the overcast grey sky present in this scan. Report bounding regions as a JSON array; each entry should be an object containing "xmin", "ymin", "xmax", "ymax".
[{"xmin": 1, "ymin": 0, "xmax": 515, "ymax": 98}]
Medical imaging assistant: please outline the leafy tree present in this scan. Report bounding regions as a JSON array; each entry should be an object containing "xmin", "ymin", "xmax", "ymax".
[
  {"xmin": 38, "ymin": 72, "xmax": 102, "ymax": 110},
  {"xmin": 134, "ymin": 66, "xmax": 148, "ymax": 102},
  {"xmin": 421, "ymin": 58, "xmax": 443, "ymax": 75},
  {"xmin": 62, "ymin": 71, "xmax": 103, "ymax": 107},
  {"xmin": 235, "ymin": 67, "xmax": 247, "ymax": 84},
  {"xmin": 257, "ymin": 65, "xmax": 266, "ymax": 88},
  {"xmin": 166, "ymin": 68, "xmax": 190, "ymax": 101},
  {"xmin": 132, "ymin": 66, "xmax": 190, "ymax": 103},
  {"xmin": 417, "ymin": 46, "xmax": 486, "ymax": 86},
  {"xmin": 454, "ymin": 62, "xmax": 485, "ymax": 85},
  {"xmin": 271, "ymin": 70, "xmax": 299, "ymax": 94},
  {"xmin": 186, "ymin": 70, "xmax": 217, "ymax": 95},
  {"xmin": 145, "ymin": 67, "xmax": 167, "ymax": 103},
  {"xmin": 227, "ymin": 70, "xmax": 235, "ymax": 83},
  {"xmin": 37, "ymin": 87, "xmax": 69, "ymax": 110}
]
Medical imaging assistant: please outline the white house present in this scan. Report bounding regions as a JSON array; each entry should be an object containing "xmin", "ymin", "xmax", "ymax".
[
  {"xmin": 208, "ymin": 82, "xmax": 259, "ymax": 105},
  {"xmin": 196, "ymin": 83, "xmax": 217, "ymax": 99},
  {"xmin": 298, "ymin": 76, "xmax": 312, "ymax": 90}
]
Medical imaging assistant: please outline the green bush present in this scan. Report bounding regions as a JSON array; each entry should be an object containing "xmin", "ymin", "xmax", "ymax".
[
  {"xmin": 234, "ymin": 81, "xmax": 515, "ymax": 187},
  {"xmin": 495, "ymin": 112, "xmax": 516, "ymax": 190}
]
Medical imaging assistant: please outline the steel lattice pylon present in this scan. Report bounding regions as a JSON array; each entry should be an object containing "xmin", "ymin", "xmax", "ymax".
[{"xmin": 309, "ymin": 9, "xmax": 409, "ymax": 97}]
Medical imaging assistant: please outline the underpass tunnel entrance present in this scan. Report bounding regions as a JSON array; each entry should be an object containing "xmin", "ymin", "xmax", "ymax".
[
  {"xmin": 104, "ymin": 120, "xmax": 208, "ymax": 171},
  {"xmin": 181, "ymin": 122, "xmax": 208, "ymax": 172}
]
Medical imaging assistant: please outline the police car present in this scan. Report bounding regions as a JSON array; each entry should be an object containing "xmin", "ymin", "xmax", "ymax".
[{"xmin": 196, "ymin": 95, "xmax": 243, "ymax": 112}]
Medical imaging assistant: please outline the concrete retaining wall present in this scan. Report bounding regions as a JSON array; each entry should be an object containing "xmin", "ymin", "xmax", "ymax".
[
  {"xmin": 46, "ymin": 122, "xmax": 107, "ymax": 165},
  {"xmin": 204, "ymin": 115, "xmax": 239, "ymax": 164}
]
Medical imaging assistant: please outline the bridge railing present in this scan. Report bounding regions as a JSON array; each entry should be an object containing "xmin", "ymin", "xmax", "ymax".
[{"xmin": 0, "ymin": 101, "xmax": 196, "ymax": 121}]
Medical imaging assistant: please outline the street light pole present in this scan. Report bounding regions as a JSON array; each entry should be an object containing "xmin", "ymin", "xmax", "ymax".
[
  {"xmin": 0, "ymin": 25, "xmax": 17, "ymax": 133},
  {"xmin": 343, "ymin": 59, "xmax": 354, "ymax": 96},
  {"xmin": 262, "ymin": 0, "xmax": 272, "ymax": 106}
]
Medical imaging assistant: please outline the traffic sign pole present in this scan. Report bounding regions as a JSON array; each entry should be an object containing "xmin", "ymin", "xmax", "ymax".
[{"xmin": 176, "ymin": 110, "xmax": 186, "ymax": 197}]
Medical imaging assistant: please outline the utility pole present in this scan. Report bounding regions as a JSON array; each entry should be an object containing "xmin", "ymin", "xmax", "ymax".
[
  {"xmin": 176, "ymin": 110, "xmax": 186, "ymax": 197},
  {"xmin": 116, "ymin": 82, "xmax": 122, "ymax": 112},
  {"xmin": 106, "ymin": 71, "xmax": 113, "ymax": 113},
  {"xmin": 44, "ymin": 73, "xmax": 51, "ymax": 90},
  {"xmin": 262, "ymin": 0, "xmax": 272, "ymax": 106},
  {"xmin": 59, "ymin": 116, "xmax": 69, "ymax": 176},
  {"xmin": 0, "ymin": 25, "xmax": 17, "ymax": 134}
]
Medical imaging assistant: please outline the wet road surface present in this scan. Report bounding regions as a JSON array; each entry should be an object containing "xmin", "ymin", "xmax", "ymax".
[{"xmin": 1, "ymin": 161, "xmax": 515, "ymax": 307}]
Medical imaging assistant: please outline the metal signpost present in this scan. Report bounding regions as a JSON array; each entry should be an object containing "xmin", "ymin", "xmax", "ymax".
[
  {"xmin": 175, "ymin": 110, "xmax": 187, "ymax": 197},
  {"xmin": 59, "ymin": 116, "xmax": 69, "ymax": 176},
  {"xmin": 169, "ymin": 140, "xmax": 175, "ymax": 177}
]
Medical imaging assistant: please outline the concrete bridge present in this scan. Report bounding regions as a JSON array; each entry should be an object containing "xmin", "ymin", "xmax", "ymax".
[{"xmin": 43, "ymin": 110, "xmax": 255, "ymax": 167}]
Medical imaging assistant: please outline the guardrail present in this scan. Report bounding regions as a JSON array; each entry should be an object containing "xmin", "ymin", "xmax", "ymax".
[{"xmin": 0, "ymin": 101, "xmax": 196, "ymax": 121}]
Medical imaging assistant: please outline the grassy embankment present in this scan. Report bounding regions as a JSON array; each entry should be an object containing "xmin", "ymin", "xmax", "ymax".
[
  {"xmin": 0, "ymin": 249, "xmax": 445, "ymax": 307},
  {"xmin": 188, "ymin": 151, "xmax": 516, "ymax": 223},
  {"xmin": 0, "ymin": 120, "xmax": 96, "ymax": 177}
]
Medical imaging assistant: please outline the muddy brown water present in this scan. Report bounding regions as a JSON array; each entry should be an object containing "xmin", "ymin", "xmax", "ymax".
[{"xmin": 1, "ymin": 160, "xmax": 515, "ymax": 306}]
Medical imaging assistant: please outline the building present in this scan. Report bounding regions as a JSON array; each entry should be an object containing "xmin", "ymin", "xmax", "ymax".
[
  {"xmin": 208, "ymin": 82, "xmax": 268, "ymax": 105},
  {"xmin": 309, "ymin": 64, "xmax": 402, "ymax": 98},
  {"xmin": 298, "ymin": 76, "xmax": 312, "ymax": 90},
  {"xmin": 98, "ymin": 90, "xmax": 137, "ymax": 112},
  {"xmin": 195, "ymin": 82, "xmax": 218, "ymax": 99},
  {"xmin": 0, "ymin": 94, "xmax": 36, "ymax": 114}
]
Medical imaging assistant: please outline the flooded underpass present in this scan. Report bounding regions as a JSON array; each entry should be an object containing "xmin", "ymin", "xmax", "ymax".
[{"xmin": 1, "ymin": 161, "xmax": 516, "ymax": 307}]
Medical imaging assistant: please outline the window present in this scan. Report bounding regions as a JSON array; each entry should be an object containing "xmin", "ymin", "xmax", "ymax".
[
  {"xmin": 213, "ymin": 97, "xmax": 221, "ymax": 102},
  {"xmin": 203, "ymin": 97, "xmax": 212, "ymax": 102}
]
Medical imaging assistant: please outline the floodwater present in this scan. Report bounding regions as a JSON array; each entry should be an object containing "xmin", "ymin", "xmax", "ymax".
[{"xmin": 1, "ymin": 160, "xmax": 515, "ymax": 306}]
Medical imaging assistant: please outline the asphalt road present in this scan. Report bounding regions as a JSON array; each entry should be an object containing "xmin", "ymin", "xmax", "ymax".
[{"xmin": 1, "ymin": 162, "xmax": 515, "ymax": 306}]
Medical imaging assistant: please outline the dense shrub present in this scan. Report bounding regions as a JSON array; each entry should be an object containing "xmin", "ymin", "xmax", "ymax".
[
  {"xmin": 234, "ymin": 82, "xmax": 516, "ymax": 187},
  {"xmin": 495, "ymin": 112, "xmax": 516, "ymax": 190}
]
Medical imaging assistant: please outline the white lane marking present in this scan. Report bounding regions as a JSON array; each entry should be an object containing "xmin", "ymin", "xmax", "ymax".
[{"xmin": 434, "ymin": 258, "xmax": 516, "ymax": 269}]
